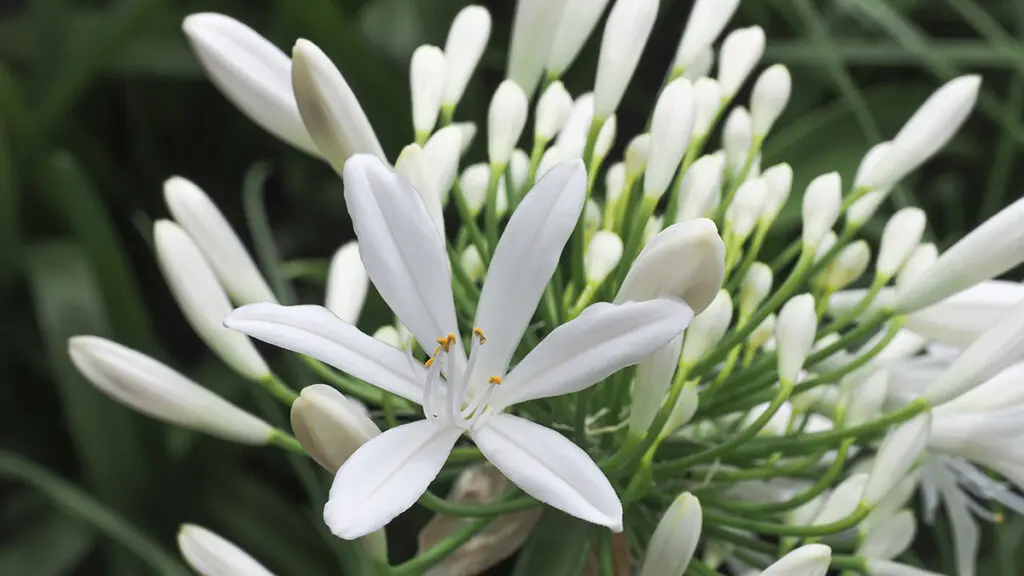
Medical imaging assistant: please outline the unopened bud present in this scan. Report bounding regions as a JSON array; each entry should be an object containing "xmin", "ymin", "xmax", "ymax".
[
  {"xmin": 676, "ymin": 155, "xmax": 725, "ymax": 222},
  {"xmin": 673, "ymin": 0, "xmax": 741, "ymax": 74},
  {"xmin": 625, "ymin": 133, "xmax": 652, "ymax": 182},
  {"xmin": 776, "ymin": 294, "xmax": 816, "ymax": 384},
  {"xmin": 849, "ymin": 142, "xmax": 892, "ymax": 226},
  {"xmin": 877, "ymin": 208, "xmax": 926, "ymax": 278},
  {"xmin": 442, "ymin": 6, "xmax": 492, "ymax": 108},
  {"xmin": 395, "ymin": 144, "xmax": 445, "ymax": 235},
  {"xmin": 585, "ymin": 230, "xmax": 623, "ymax": 284},
  {"xmin": 896, "ymin": 243, "xmax": 937, "ymax": 289},
  {"xmin": 556, "ymin": 93, "xmax": 594, "ymax": 157},
  {"xmin": 813, "ymin": 473, "xmax": 867, "ymax": 525},
  {"xmin": 725, "ymin": 178, "xmax": 767, "ymax": 241},
  {"xmin": 843, "ymin": 368, "xmax": 888, "ymax": 426},
  {"xmin": 593, "ymin": 0, "xmax": 659, "ymax": 118},
  {"xmin": 372, "ymin": 326, "xmax": 402, "ymax": 348},
  {"xmin": 858, "ymin": 508, "xmax": 916, "ymax": 561},
  {"xmin": 760, "ymin": 162, "xmax": 793, "ymax": 223},
  {"xmin": 692, "ymin": 77, "xmax": 722, "ymax": 138},
  {"xmin": 819, "ymin": 240, "xmax": 870, "ymax": 292},
  {"xmin": 509, "ymin": 148, "xmax": 530, "ymax": 194},
  {"xmin": 717, "ymin": 26, "xmax": 766, "ymax": 99},
  {"xmin": 750, "ymin": 64, "xmax": 791, "ymax": 137},
  {"xmin": 760, "ymin": 544, "xmax": 831, "ymax": 576},
  {"xmin": 325, "ymin": 241, "xmax": 367, "ymax": 325},
  {"xmin": 683, "ymin": 48, "xmax": 713, "ymax": 81},
  {"xmin": 638, "ymin": 492, "xmax": 703, "ymax": 576},
  {"xmin": 291, "ymin": 384, "xmax": 381, "ymax": 473},
  {"xmin": 507, "ymin": 0, "xmax": 566, "ymax": 96},
  {"xmin": 459, "ymin": 163, "xmax": 507, "ymax": 217},
  {"xmin": 749, "ymin": 313, "xmax": 776, "ymax": 351},
  {"xmin": 178, "ymin": 524, "xmax": 275, "ymax": 576},
  {"xmin": 681, "ymin": 289, "xmax": 733, "ymax": 365},
  {"xmin": 606, "ymin": 162, "xmax": 627, "ymax": 206},
  {"xmin": 723, "ymin": 106, "xmax": 752, "ymax": 178},
  {"xmin": 594, "ymin": 114, "xmax": 617, "ymax": 162},
  {"xmin": 423, "ymin": 126, "xmax": 463, "ymax": 204},
  {"xmin": 645, "ymin": 78, "xmax": 696, "ymax": 199},
  {"xmin": 410, "ymin": 45, "xmax": 445, "ymax": 138},
  {"xmin": 535, "ymin": 81, "xmax": 574, "ymax": 142},
  {"xmin": 488, "ymin": 80, "xmax": 529, "ymax": 166},
  {"xmin": 630, "ymin": 336, "xmax": 684, "ymax": 437},
  {"xmin": 546, "ymin": 0, "xmax": 612, "ymax": 77},
  {"xmin": 459, "ymin": 245, "xmax": 485, "ymax": 284},
  {"xmin": 863, "ymin": 413, "xmax": 931, "ymax": 505},
  {"xmin": 801, "ymin": 172, "xmax": 842, "ymax": 247},
  {"xmin": 740, "ymin": 262, "xmax": 773, "ymax": 319}
]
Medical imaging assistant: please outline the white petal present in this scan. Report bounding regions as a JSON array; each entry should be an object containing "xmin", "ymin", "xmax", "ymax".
[
  {"xmin": 499, "ymin": 299, "xmax": 694, "ymax": 408},
  {"xmin": 325, "ymin": 241, "xmax": 368, "ymax": 325},
  {"xmin": 182, "ymin": 13, "xmax": 317, "ymax": 155},
  {"xmin": 325, "ymin": 420, "xmax": 461, "ymax": 539},
  {"xmin": 467, "ymin": 161, "xmax": 586, "ymax": 389},
  {"xmin": 866, "ymin": 560, "xmax": 945, "ymax": 576},
  {"xmin": 905, "ymin": 280, "xmax": 1024, "ymax": 348},
  {"xmin": 343, "ymin": 156, "xmax": 459, "ymax": 349},
  {"xmin": 759, "ymin": 544, "xmax": 830, "ymax": 576},
  {"xmin": 178, "ymin": 524, "xmax": 276, "ymax": 576},
  {"xmin": 225, "ymin": 303, "xmax": 425, "ymax": 403},
  {"xmin": 472, "ymin": 414, "xmax": 622, "ymax": 530}
]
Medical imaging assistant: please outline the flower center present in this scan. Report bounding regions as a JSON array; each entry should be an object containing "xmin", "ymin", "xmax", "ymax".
[{"xmin": 419, "ymin": 328, "xmax": 501, "ymax": 430}]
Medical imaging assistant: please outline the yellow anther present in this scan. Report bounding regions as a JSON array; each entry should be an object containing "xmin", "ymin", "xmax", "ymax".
[
  {"xmin": 446, "ymin": 332, "xmax": 456, "ymax": 349},
  {"xmin": 424, "ymin": 357, "xmax": 435, "ymax": 368},
  {"xmin": 473, "ymin": 327, "xmax": 487, "ymax": 344},
  {"xmin": 488, "ymin": 376, "xmax": 502, "ymax": 386},
  {"xmin": 996, "ymin": 512, "xmax": 1006, "ymax": 524}
]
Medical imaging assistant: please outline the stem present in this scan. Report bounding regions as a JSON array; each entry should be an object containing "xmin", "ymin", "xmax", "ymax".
[
  {"xmin": 260, "ymin": 372, "xmax": 299, "ymax": 404},
  {"xmin": 713, "ymin": 137, "xmax": 764, "ymax": 224},
  {"xmin": 819, "ymin": 273, "xmax": 888, "ymax": 336},
  {"xmin": 704, "ymin": 502, "xmax": 871, "ymax": 537},
  {"xmin": 417, "ymin": 491, "xmax": 537, "ymax": 517},
  {"xmin": 389, "ymin": 515, "xmax": 493, "ymax": 576},
  {"xmin": 484, "ymin": 164, "xmax": 505, "ymax": 252},
  {"xmin": 269, "ymin": 429, "xmax": 306, "ymax": 454}
]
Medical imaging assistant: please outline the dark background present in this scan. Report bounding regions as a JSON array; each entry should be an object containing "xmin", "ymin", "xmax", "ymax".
[{"xmin": 0, "ymin": 0, "xmax": 1021, "ymax": 574}]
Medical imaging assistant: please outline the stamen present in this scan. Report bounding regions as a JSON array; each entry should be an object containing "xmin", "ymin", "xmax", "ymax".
[
  {"xmin": 473, "ymin": 327, "xmax": 487, "ymax": 345},
  {"xmin": 489, "ymin": 375, "xmax": 502, "ymax": 385},
  {"xmin": 424, "ymin": 357, "xmax": 434, "ymax": 368}
]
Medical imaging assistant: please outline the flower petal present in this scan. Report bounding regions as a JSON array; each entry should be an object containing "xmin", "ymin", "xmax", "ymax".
[
  {"xmin": 225, "ymin": 303, "xmax": 425, "ymax": 403},
  {"xmin": 498, "ymin": 299, "xmax": 693, "ymax": 408},
  {"xmin": 468, "ymin": 161, "xmax": 586, "ymax": 389},
  {"xmin": 343, "ymin": 156, "xmax": 460, "ymax": 350},
  {"xmin": 325, "ymin": 419, "xmax": 461, "ymax": 539},
  {"xmin": 472, "ymin": 414, "xmax": 621, "ymax": 530},
  {"xmin": 905, "ymin": 280, "xmax": 1024, "ymax": 348}
]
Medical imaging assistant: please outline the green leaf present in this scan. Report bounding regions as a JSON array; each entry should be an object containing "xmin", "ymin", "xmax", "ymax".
[{"xmin": 512, "ymin": 509, "xmax": 595, "ymax": 576}]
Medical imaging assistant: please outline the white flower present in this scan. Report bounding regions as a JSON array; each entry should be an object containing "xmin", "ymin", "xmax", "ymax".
[
  {"xmin": 556, "ymin": 92, "xmax": 596, "ymax": 157},
  {"xmin": 395, "ymin": 143, "xmax": 445, "ymax": 235},
  {"xmin": 897, "ymin": 243, "xmax": 938, "ymax": 288},
  {"xmin": 638, "ymin": 492, "xmax": 702, "ymax": 576},
  {"xmin": 69, "ymin": 336, "xmax": 272, "ymax": 444},
  {"xmin": 801, "ymin": 172, "xmax": 842, "ymax": 248},
  {"xmin": 776, "ymin": 294, "xmax": 816, "ymax": 385},
  {"xmin": 593, "ymin": 0, "xmax": 660, "ymax": 119},
  {"xmin": 877, "ymin": 208, "xmax": 926, "ymax": 278},
  {"xmin": 723, "ymin": 106, "xmax": 752, "ymax": 178},
  {"xmin": 843, "ymin": 367, "xmax": 888, "ymax": 426},
  {"xmin": 863, "ymin": 413, "xmax": 931, "ymax": 505},
  {"xmin": 547, "ymin": 0, "xmax": 613, "ymax": 77},
  {"xmin": 226, "ymin": 157, "xmax": 694, "ymax": 538},
  {"xmin": 535, "ymin": 81, "xmax": 574, "ymax": 142},
  {"xmin": 813, "ymin": 473, "xmax": 867, "ymax": 525},
  {"xmin": 460, "ymin": 245, "xmax": 486, "ymax": 283},
  {"xmin": 630, "ymin": 335, "xmax": 684, "ymax": 437},
  {"xmin": 759, "ymin": 543, "xmax": 831, "ymax": 576},
  {"xmin": 507, "ymin": 0, "xmax": 569, "ymax": 95},
  {"xmin": 410, "ymin": 45, "xmax": 446, "ymax": 138},
  {"xmin": 178, "ymin": 525, "xmax": 275, "ymax": 576},
  {"xmin": 672, "ymin": 0, "xmax": 741, "ymax": 74},
  {"xmin": 739, "ymin": 262, "xmax": 773, "ymax": 319},
  {"xmin": 325, "ymin": 241, "xmax": 367, "ymax": 325},
  {"xmin": 488, "ymin": 80, "xmax": 529, "ymax": 166},
  {"xmin": 163, "ymin": 176, "xmax": 275, "ymax": 305},
  {"xmin": 290, "ymin": 384, "xmax": 380, "ymax": 473},
  {"xmin": 725, "ymin": 178, "xmax": 767, "ymax": 241},
  {"xmin": 442, "ymin": 6, "xmax": 492, "ymax": 108},
  {"xmin": 692, "ymin": 77, "xmax": 722, "ymax": 138},
  {"xmin": 625, "ymin": 133, "xmax": 652, "ymax": 180},
  {"xmin": 676, "ymin": 155, "xmax": 725, "ymax": 222},
  {"xmin": 423, "ymin": 125, "xmax": 464, "ymax": 203},
  {"xmin": 182, "ymin": 13, "xmax": 317, "ymax": 155},
  {"xmin": 718, "ymin": 26, "xmax": 766, "ymax": 99},
  {"xmin": 594, "ymin": 114, "xmax": 617, "ymax": 161},
  {"xmin": 750, "ymin": 64, "xmax": 792, "ymax": 137},
  {"xmin": 681, "ymin": 289, "xmax": 733, "ymax": 365},
  {"xmin": 904, "ymin": 280, "xmax": 1024, "ymax": 348},
  {"xmin": 645, "ymin": 78, "xmax": 695, "ymax": 199},
  {"xmin": 849, "ymin": 141, "xmax": 893, "ymax": 224},
  {"xmin": 760, "ymin": 162, "xmax": 793, "ymax": 223},
  {"xmin": 585, "ymin": 230, "xmax": 624, "ymax": 284}
]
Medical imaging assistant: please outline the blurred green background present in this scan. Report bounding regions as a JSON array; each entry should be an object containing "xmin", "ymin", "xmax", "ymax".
[{"xmin": 0, "ymin": 0, "xmax": 1021, "ymax": 574}]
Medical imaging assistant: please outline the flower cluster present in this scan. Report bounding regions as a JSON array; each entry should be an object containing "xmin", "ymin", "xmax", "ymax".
[{"xmin": 65, "ymin": 0, "xmax": 1024, "ymax": 575}]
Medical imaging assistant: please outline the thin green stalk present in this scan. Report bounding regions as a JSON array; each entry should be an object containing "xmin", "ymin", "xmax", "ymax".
[
  {"xmin": 484, "ymin": 165, "xmax": 504, "ymax": 251},
  {"xmin": 260, "ymin": 372, "xmax": 299, "ymax": 404},
  {"xmin": 389, "ymin": 515, "xmax": 493, "ymax": 576},
  {"xmin": 417, "ymin": 491, "xmax": 537, "ymax": 517},
  {"xmin": 704, "ymin": 502, "xmax": 871, "ymax": 537}
]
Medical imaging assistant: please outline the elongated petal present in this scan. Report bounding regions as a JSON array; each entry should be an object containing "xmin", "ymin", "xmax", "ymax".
[
  {"xmin": 182, "ymin": 13, "xmax": 317, "ymax": 155},
  {"xmin": 507, "ymin": 0, "xmax": 568, "ymax": 96},
  {"xmin": 500, "ymin": 299, "xmax": 693, "ymax": 408},
  {"xmin": 325, "ymin": 420, "xmax": 461, "ymax": 539},
  {"xmin": 759, "ymin": 544, "xmax": 830, "ymax": 576},
  {"xmin": 905, "ymin": 280, "xmax": 1024, "ymax": 348},
  {"xmin": 638, "ymin": 492, "xmax": 702, "ymax": 576},
  {"xmin": 468, "ymin": 161, "xmax": 586, "ymax": 390},
  {"xmin": 343, "ymin": 155, "xmax": 459, "ymax": 350},
  {"xmin": 225, "ymin": 303, "xmax": 425, "ymax": 403},
  {"xmin": 178, "ymin": 524, "xmax": 276, "ymax": 576},
  {"xmin": 472, "ymin": 414, "xmax": 622, "ymax": 530},
  {"xmin": 866, "ymin": 560, "xmax": 945, "ymax": 576},
  {"xmin": 325, "ymin": 241, "xmax": 368, "ymax": 325},
  {"xmin": 629, "ymin": 334, "xmax": 683, "ymax": 437}
]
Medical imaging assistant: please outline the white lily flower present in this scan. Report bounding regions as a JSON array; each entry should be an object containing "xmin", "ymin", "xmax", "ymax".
[
  {"xmin": 226, "ymin": 157, "xmax": 694, "ymax": 538},
  {"xmin": 410, "ymin": 45, "xmax": 446, "ymax": 139},
  {"xmin": 775, "ymin": 294, "xmax": 816, "ymax": 385},
  {"xmin": 163, "ymin": 176, "xmax": 275, "ymax": 305},
  {"xmin": 593, "ymin": 0, "xmax": 660, "ymax": 119},
  {"xmin": 488, "ymin": 80, "xmax": 529, "ymax": 167},
  {"xmin": 718, "ymin": 26, "xmax": 766, "ymax": 99},
  {"xmin": 759, "ymin": 162, "xmax": 793, "ymax": 224},
  {"xmin": 442, "ymin": 6, "xmax": 492, "ymax": 109},
  {"xmin": 759, "ymin": 543, "xmax": 831, "ymax": 576},
  {"xmin": 546, "ymin": 0, "xmax": 612, "ymax": 77},
  {"xmin": 672, "ymin": 0, "xmax": 741, "ymax": 75},
  {"xmin": 722, "ymin": 107, "xmax": 752, "ymax": 178},
  {"xmin": 638, "ymin": 492, "xmax": 702, "ymax": 576},
  {"xmin": 178, "ymin": 524, "xmax": 275, "ymax": 576},
  {"xmin": 182, "ymin": 13, "xmax": 317, "ymax": 155},
  {"xmin": 325, "ymin": 241, "xmax": 368, "ymax": 325},
  {"xmin": 507, "ymin": 0, "xmax": 569, "ymax": 96}
]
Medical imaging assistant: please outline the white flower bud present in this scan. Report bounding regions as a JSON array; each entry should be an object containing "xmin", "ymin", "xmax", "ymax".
[
  {"xmin": 178, "ymin": 524, "xmax": 275, "ymax": 576},
  {"xmin": 662, "ymin": 378, "xmax": 700, "ymax": 437},
  {"xmin": 761, "ymin": 544, "xmax": 831, "ymax": 576},
  {"xmin": 745, "ymin": 399, "xmax": 794, "ymax": 436},
  {"xmin": 325, "ymin": 242, "xmax": 367, "ymax": 325},
  {"xmin": 740, "ymin": 262, "xmax": 773, "ymax": 319},
  {"xmin": 460, "ymin": 245, "xmax": 486, "ymax": 283},
  {"xmin": 858, "ymin": 509, "xmax": 916, "ymax": 561},
  {"xmin": 676, "ymin": 154, "xmax": 725, "ymax": 222},
  {"xmin": 395, "ymin": 144, "xmax": 445, "ymax": 235},
  {"xmin": 723, "ymin": 106, "xmax": 752, "ymax": 178},
  {"xmin": 69, "ymin": 336, "xmax": 273, "ymax": 444},
  {"xmin": 182, "ymin": 13, "xmax": 316, "ymax": 155},
  {"xmin": 410, "ymin": 45, "xmax": 445, "ymax": 137},
  {"xmin": 866, "ymin": 560, "xmax": 944, "ymax": 576},
  {"xmin": 775, "ymin": 294, "xmax": 816, "ymax": 384},
  {"xmin": 423, "ymin": 126, "xmax": 463, "ymax": 204},
  {"xmin": 896, "ymin": 196, "xmax": 1024, "ymax": 314},
  {"xmin": 787, "ymin": 494, "xmax": 826, "ymax": 527},
  {"xmin": 673, "ymin": 0, "xmax": 741, "ymax": 74},
  {"xmin": 813, "ymin": 232, "xmax": 838, "ymax": 264},
  {"xmin": 630, "ymin": 335, "xmax": 683, "ymax": 437},
  {"xmin": 488, "ymin": 80, "xmax": 529, "ymax": 166},
  {"xmin": 586, "ymin": 199, "xmax": 604, "ymax": 238},
  {"xmin": 164, "ymin": 176, "xmax": 275, "ymax": 305},
  {"xmin": 507, "ymin": 0, "xmax": 568, "ymax": 96},
  {"xmin": 863, "ymin": 413, "xmax": 931, "ymax": 505},
  {"xmin": 717, "ymin": 26, "xmax": 766, "ymax": 99},
  {"xmin": 749, "ymin": 313, "xmax": 776, "ymax": 351},
  {"xmin": 606, "ymin": 162, "xmax": 627, "ymax": 206},
  {"xmin": 508, "ymin": 149, "xmax": 531, "ymax": 196},
  {"xmin": 877, "ymin": 208, "xmax": 926, "ymax": 278},
  {"xmin": 683, "ymin": 48, "xmax": 714, "ymax": 81},
  {"xmin": 849, "ymin": 142, "xmax": 892, "ymax": 225},
  {"xmin": 459, "ymin": 163, "xmax": 504, "ymax": 217},
  {"xmin": 372, "ymin": 326, "xmax": 402, "ymax": 348},
  {"xmin": 454, "ymin": 122, "xmax": 478, "ymax": 154},
  {"xmin": 860, "ymin": 76, "xmax": 980, "ymax": 191},
  {"xmin": 535, "ymin": 81, "xmax": 574, "ymax": 142},
  {"xmin": 585, "ymin": 231, "xmax": 623, "ymax": 284},
  {"xmin": 726, "ymin": 178, "xmax": 767, "ymax": 241},
  {"xmin": 645, "ymin": 78, "xmax": 696, "ymax": 199},
  {"xmin": 290, "ymin": 384, "xmax": 381, "ymax": 473},
  {"xmin": 682, "ymin": 289, "xmax": 733, "ymax": 364},
  {"xmin": 801, "ymin": 172, "xmax": 842, "ymax": 247},
  {"xmin": 594, "ymin": 114, "xmax": 617, "ymax": 161},
  {"xmin": 616, "ymin": 219, "xmax": 726, "ymax": 314},
  {"xmin": 593, "ymin": 0, "xmax": 660, "ymax": 119},
  {"xmin": 759, "ymin": 162, "xmax": 793, "ymax": 223},
  {"xmin": 291, "ymin": 39, "xmax": 384, "ymax": 173},
  {"xmin": 546, "ymin": 0, "xmax": 612, "ymax": 76},
  {"xmin": 896, "ymin": 243, "xmax": 937, "ymax": 289},
  {"xmin": 537, "ymin": 145, "xmax": 575, "ymax": 180},
  {"xmin": 820, "ymin": 240, "xmax": 870, "ymax": 292},
  {"xmin": 692, "ymin": 77, "xmax": 722, "ymax": 138},
  {"xmin": 442, "ymin": 6, "xmax": 492, "ymax": 108},
  {"xmin": 154, "ymin": 220, "xmax": 268, "ymax": 380},
  {"xmin": 813, "ymin": 473, "xmax": 867, "ymax": 526},
  {"xmin": 750, "ymin": 64, "xmax": 791, "ymax": 137},
  {"xmin": 638, "ymin": 492, "xmax": 702, "ymax": 576},
  {"xmin": 625, "ymin": 133, "xmax": 652, "ymax": 181},
  {"xmin": 842, "ymin": 368, "xmax": 888, "ymax": 426}
]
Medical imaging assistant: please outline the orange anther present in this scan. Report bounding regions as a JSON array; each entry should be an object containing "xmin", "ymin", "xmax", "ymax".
[{"xmin": 488, "ymin": 376, "xmax": 502, "ymax": 386}]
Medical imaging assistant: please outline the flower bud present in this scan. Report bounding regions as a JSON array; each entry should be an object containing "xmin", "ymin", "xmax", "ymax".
[
  {"xmin": 684, "ymin": 48, "xmax": 714, "ymax": 81},
  {"xmin": 164, "ymin": 176, "xmax": 275, "ymax": 305},
  {"xmin": 442, "ymin": 6, "xmax": 491, "ymax": 108},
  {"xmin": 896, "ymin": 196, "xmax": 1024, "ymax": 314},
  {"xmin": 723, "ymin": 106, "xmax": 753, "ymax": 178},
  {"xmin": 409, "ymin": 45, "xmax": 446, "ymax": 139},
  {"xmin": 877, "ymin": 208, "xmax": 926, "ymax": 278},
  {"xmin": 593, "ymin": 0, "xmax": 660, "ymax": 119},
  {"xmin": 692, "ymin": 77, "xmax": 722, "ymax": 138},
  {"xmin": 488, "ymin": 80, "xmax": 529, "ymax": 166},
  {"xmin": 630, "ymin": 335, "xmax": 684, "ymax": 436},
  {"xmin": 849, "ymin": 142, "xmax": 892, "ymax": 225},
  {"xmin": 896, "ymin": 243, "xmax": 937, "ymax": 289},
  {"xmin": 616, "ymin": 219, "xmax": 726, "ymax": 314},
  {"xmin": 454, "ymin": 122, "xmax": 478, "ymax": 154},
  {"xmin": 787, "ymin": 494, "xmax": 826, "ymax": 527},
  {"xmin": 717, "ymin": 26, "xmax": 766, "ymax": 99},
  {"xmin": 585, "ymin": 230, "xmax": 623, "ymax": 284},
  {"xmin": 606, "ymin": 162, "xmax": 627, "ymax": 207},
  {"xmin": 535, "ymin": 81, "xmax": 574, "ymax": 142},
  {"xmin": 423, "ymin": 126, "xmax": 463, "ymax": 204},
  {"xmin": 745, "ymin": 399, "xmax": 794, "ymax": 436},
  {"xmin": 801, "ymin": 172, "xmax": 842, "ymax": 247},
  {"xmin": 858, "ymin": 508, "xmax": 916, "ymax": 561},
  {"xmin": 460, "ymin": 245, "xmax": 486, "ymax": 284},
  {"xmin": 813, "ymin": 232, "xmax": 838, "ymax": 264},
  {"xmin": 625, "ymin": 133, "xmax": 652, "ymax": 181},
  {"xmin": 860, "ymin": 76, "xmax": 980, "ymax": 191},
  {"xmin": 555, "ymin": 93, "xmax": 595, "ymax": 157},
  {"xmin": 642, "ymin": 214, "xmax": 663, "ymax": 247},
  {"xmin": 863, "ymin": 413, "xmax": 931, "ymax": 505},
  {"xmin": 178, "ymin": 524, "xmax": 275, "ymax": 576},
  {"xmin": 325, "ymin": 242, "xmax": 367, "ymax": 325},
  {"xmin": 546, "ymin": 0, "xmax": 612, "ymax": 76},
  {"xmin": 739, "ymin": 262, "xmax": 773, "ymax": 319},
  {"xmin": 759, "ymin": 162, "xmax": 793, "ymax": 223},
  {"xmin": 69, "ymin": 336, "xmax": 272, "ymax": 444},
  {"xmin": 395, "ymin": 143, "xmax": 445, "ymax": 235},
  {"xmin": 509, "ymin": 148, "xmax": 530, "ymax": 193},
  {"xmin": 843, "ymin": 367, "xmax": 888, "ymax": 426},
  {"xmin": 776, "ymin": 294, "xmax": 816, "ymax": 384},
  {"xmin": 638, "ymin": 492, "xmax": 702, "ymax": 576},
  {"xmin": 594, "ymin": 114, "xmax": 617, "ymax": 162},
  {"xmin": 645, "ymin": 78, "xmax": 696, "ymax": 199},
  {"xmin": 750, "ymin": 64, "xmax": 791, "ymax": 137},
  {"xmin": 760, "ymin": 544, "xmax": 831, "ymax": 576},
  {"xmin": 291, "ymin": 39, "xmax": 384, "ymax": 173},
  {"xmin": 537, "ymin": 145, "xmax": 575, "ymax": 180},
  {"xmin": 507, "ymin": 0, "xmax": 567, "ymax": 96},
  {"xmin": 182, "ymin": 13, "xmax": 316, "ymax": 155},
  {"xmin": 819, "ymin": 240, "xmax": 870, "ymax": 292},
  {"xmin": 749, "ymin": 313, "xmax": 776, "ymax": 351},
  {"xmin": 290, "ymin": 384, "xmax": 380, "ymax": 473},
  {"xmin": 725, "ymin": 178, "xmax": 767, "ymax": 241},
  {"xmin": 681, "ymin": 289, "xmax": 733, "ymax": 365},
  {"xmin": 676, "ymin": 154, "xmax": 725, "ymax": 222},
  {"xmin": 373, "ymin": 326, "xmax": 402, "ymax": 348},
  {"xmin": 154, "ymin": 220, "xmax": 269, "ymax": 380},
  {"xmin": 459, "ymin": 163, "xmax": 508, "ymax": 218},
  {"xmin": 662, "ymin": 378, "xmax": 700, "ymax": 437},
  {"xmin": 866, "ymin": 560, "xmax": 944, "ymax": 576},
  {"xmin": 673, "ymin": 0, "xmax": 741, "ymax": 74},
  {"xmin": 813, "ymin": 473, "xmax": 867, "ymax": 525},
  {"xmin": 904, "ymin": 280, "xmax": 1024, "ymax": 348}
]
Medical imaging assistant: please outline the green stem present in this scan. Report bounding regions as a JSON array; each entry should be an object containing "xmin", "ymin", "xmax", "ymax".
[
  {"xmin": 484, "ymin": 164, "xmax": 505, "ymax": 252},
  {"xmin": 704, "ymin": 502, "xmax": 871, "ymax": 537},
  {"xmin": 269, "ymin": 429, "xmax": 306, "ymax": 454},
  {"xmin": 389, "ymin": 515, "xmax": 493, "ymax": 576},
  {"xmin": 818, "ymin": 273, "xmax": 888, "ymax": 336},
  {"xmin": 260, "ymin": 372, "xmax": 299, "ymax": 404},
  {"xmin": 452, "ymin": 181, "xmax": 491, "ymax": 264},
  {"xmin": 417, "ymin": 491, "xmax": 537, "ymax": 517}
]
